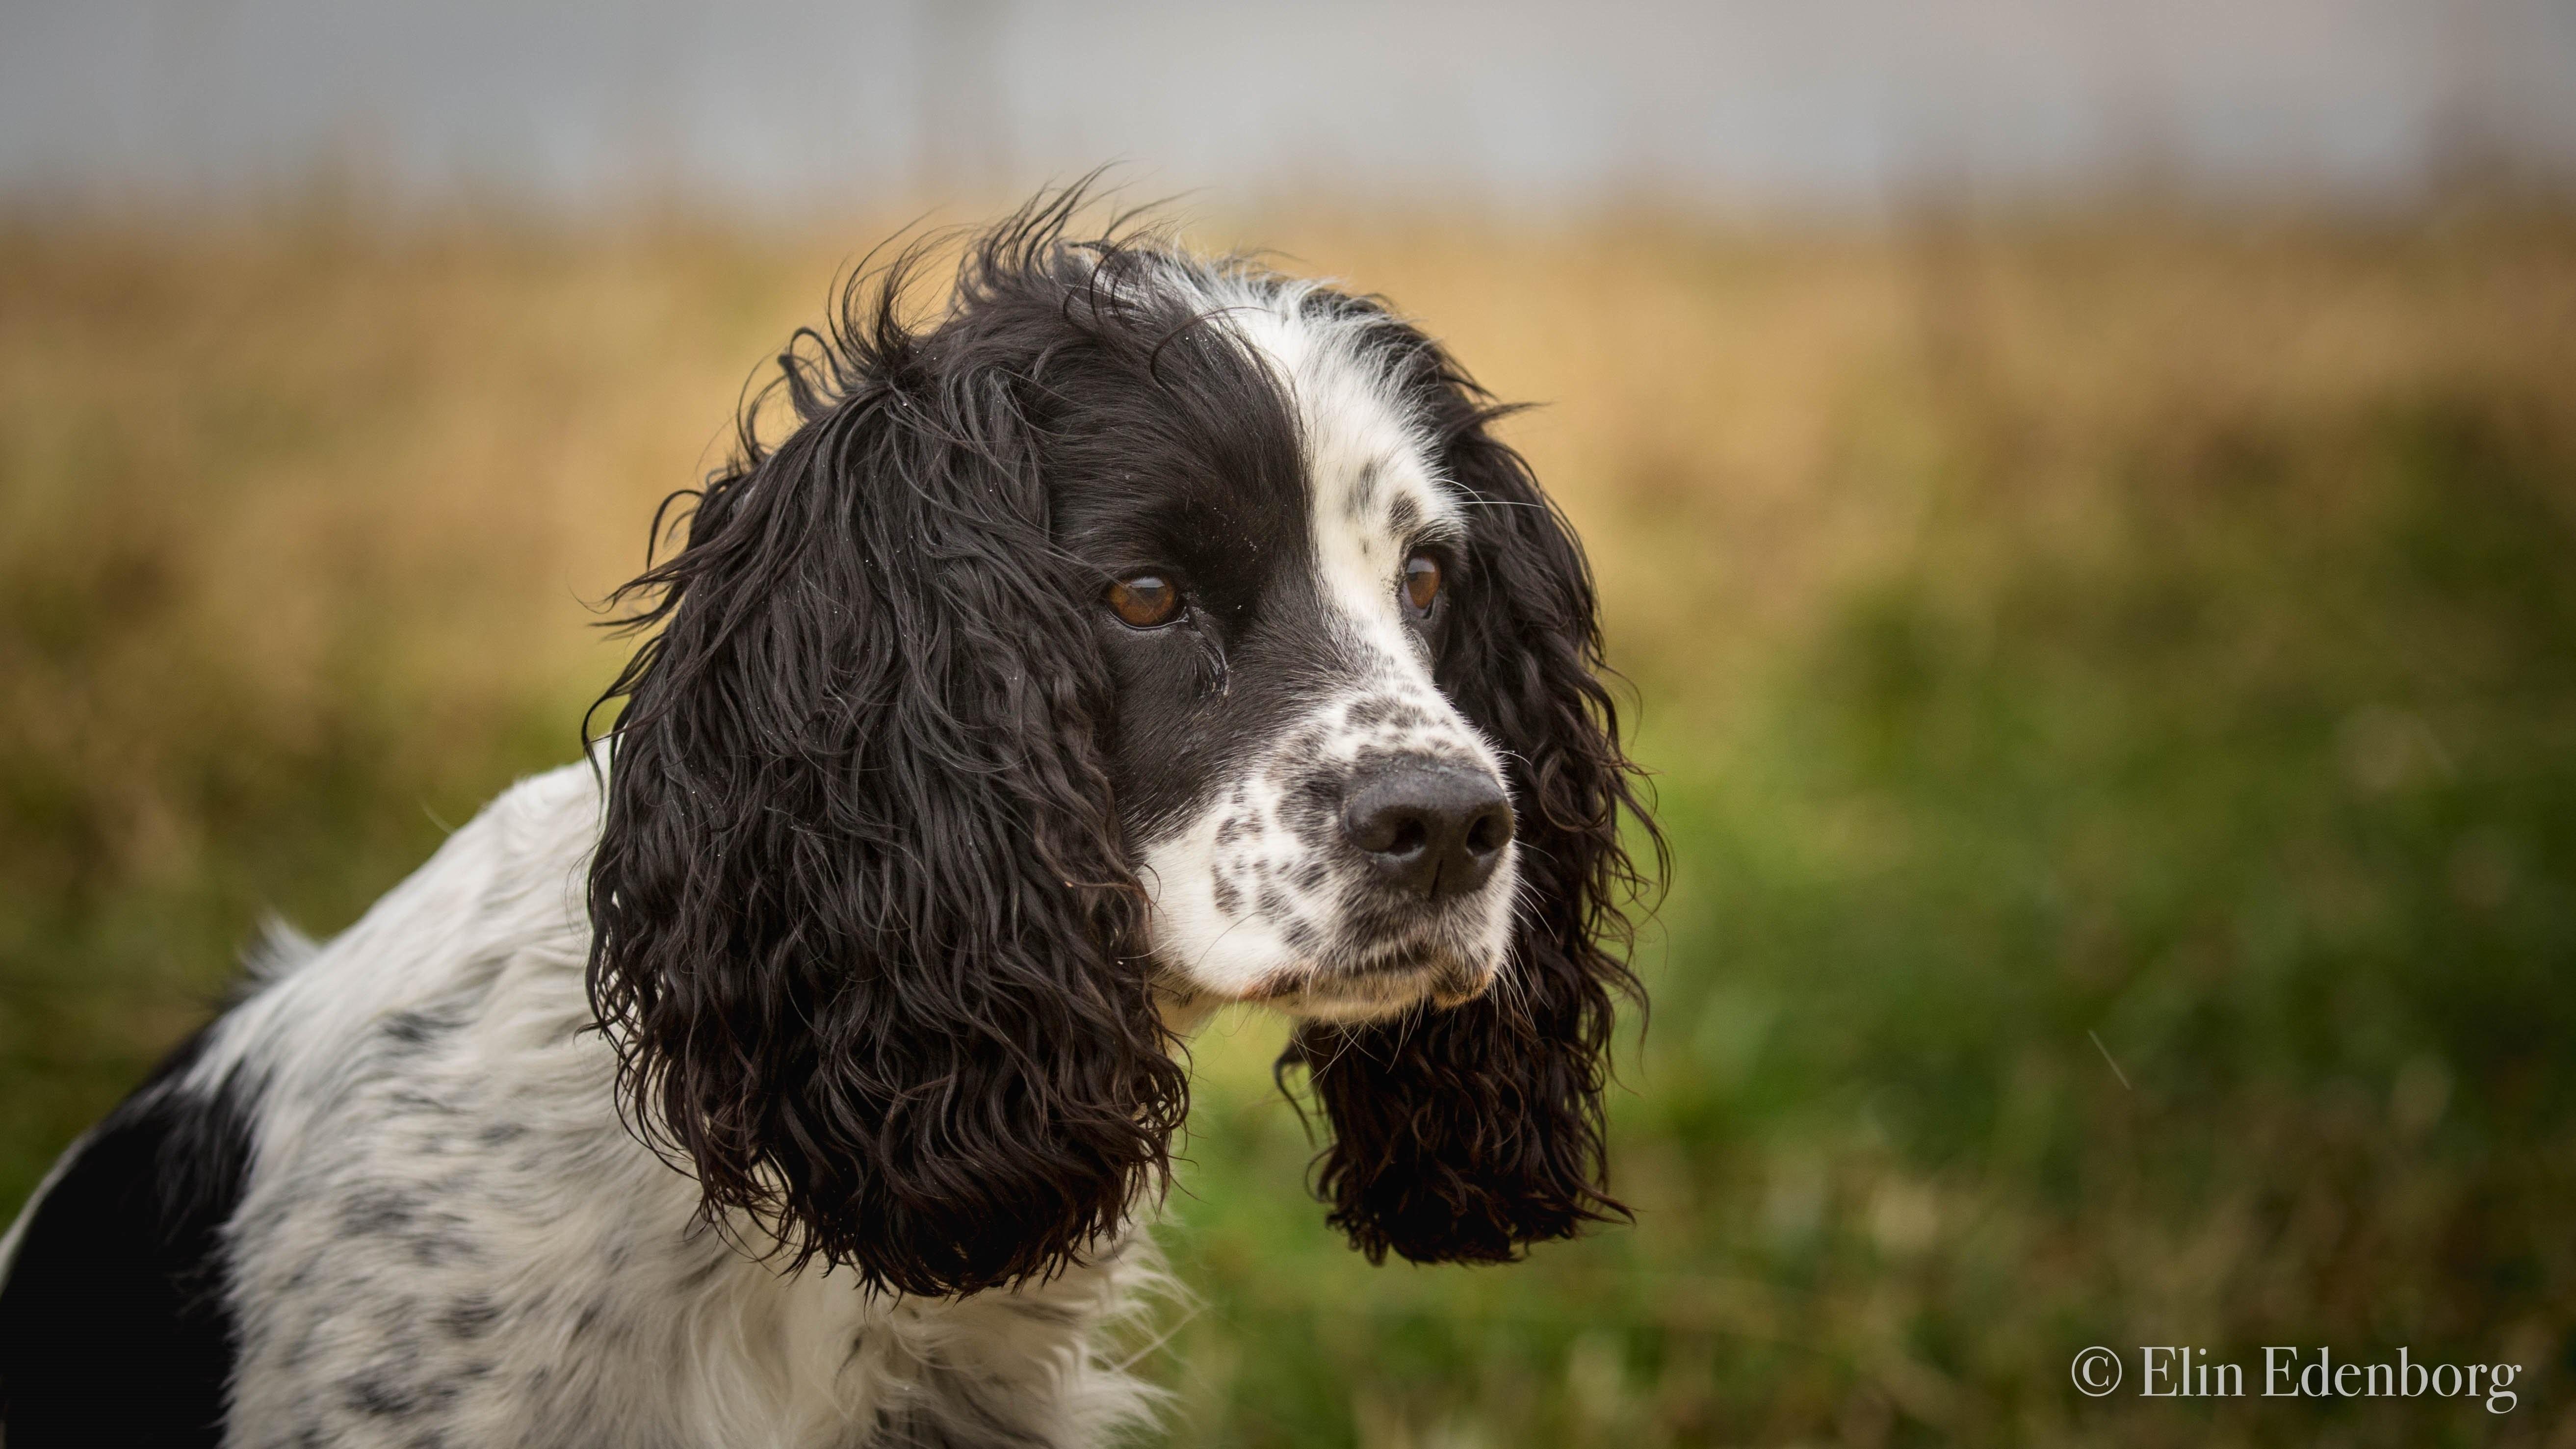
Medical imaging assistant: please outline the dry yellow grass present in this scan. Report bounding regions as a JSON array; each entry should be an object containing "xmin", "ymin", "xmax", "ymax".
[{"xmin": 11, "ymin": 206, "xmax": 2568, "ymax": 765}]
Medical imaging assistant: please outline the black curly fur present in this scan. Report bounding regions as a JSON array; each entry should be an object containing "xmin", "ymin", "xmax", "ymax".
[{"xmin": 585, "ymin": 193, "xmax": 1197, "ymax": 1297}]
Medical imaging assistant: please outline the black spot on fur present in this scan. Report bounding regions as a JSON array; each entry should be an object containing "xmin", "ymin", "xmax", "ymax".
[
  {"xmin": 438, "ymin": 1298, "xmax": 503, "ymax": 1341},
  {"xmin": 385, "ymin": 1088, "xmax": 463, "ymax": 1118},
  {"xmin": 408, "ymin": 1230, "xmax": 477, "ymax": 1268},
  {"xmin": 348, "ymin": 1378, "xmax": 405, "ymax": 1417},
  {"xmin": 341, "ymin": 1186, "xmax": 421, "ymax": 1236},
  {"xmin": 346, "ymin": 1371, "xmax": 457, "ymax": 1419},
  {"xmin": 1345, "ymin": 461, "xmax": 1381, "ymax": 520},
  {"xmin": 380, "ymin": 1010, "xmax": 445, "ymax": 1049}
]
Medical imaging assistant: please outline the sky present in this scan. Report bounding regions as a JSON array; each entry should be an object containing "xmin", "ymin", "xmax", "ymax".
[{"xmin": 3, "ymin": 0, "xmax": 2573, "ymax": 215}]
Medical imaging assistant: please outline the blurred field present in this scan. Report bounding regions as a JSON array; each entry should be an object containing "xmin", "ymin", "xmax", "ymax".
[{"xmin": 4, "ymin": 203, "xmax": 2575, "ymax": 1447}]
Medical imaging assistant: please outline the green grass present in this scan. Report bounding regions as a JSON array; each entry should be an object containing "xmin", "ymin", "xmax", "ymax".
[{"xmin": 3, "ymin": 211, "xmax": 2573, "ymax": 1446}]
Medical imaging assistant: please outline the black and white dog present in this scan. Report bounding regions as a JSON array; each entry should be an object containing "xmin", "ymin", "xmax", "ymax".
[{"xmin": 0, "ymin": 194, "xmax": 1652, "ymax": 1448}]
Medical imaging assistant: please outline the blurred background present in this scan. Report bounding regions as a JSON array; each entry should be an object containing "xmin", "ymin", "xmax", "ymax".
[{"xmin": 4, "ymin": 2, "xmax": 2574, "ymax": 1445}]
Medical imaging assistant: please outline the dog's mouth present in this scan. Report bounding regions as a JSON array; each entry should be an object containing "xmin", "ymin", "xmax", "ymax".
[{"xmin": 1236, "ymin": 940, "xmax": 1498, "ymax": 1022}]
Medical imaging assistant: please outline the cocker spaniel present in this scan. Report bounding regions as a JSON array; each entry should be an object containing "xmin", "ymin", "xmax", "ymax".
[{"xmin": 0, "ymin": 191, "xmax": 1654, "ymax": 1448}]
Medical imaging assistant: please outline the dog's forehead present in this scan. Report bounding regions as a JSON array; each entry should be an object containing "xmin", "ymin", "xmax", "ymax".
[{"xmin": 1203, "ymin": 284, "xmax": 1465, "ymax": 625}]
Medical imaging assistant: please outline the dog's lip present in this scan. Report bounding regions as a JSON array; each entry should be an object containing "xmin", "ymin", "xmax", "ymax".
[
  {"xmin": 1236, "ymin": 947, "xmax": 1497, "ymax": 1013},
  {"xmin": 1249, "ymin": 947, "xmax": 1435, "ymax": 997},
  {"xmin": 1339, "ymin": 948, "xmax": 1440, "ymax": 980}
]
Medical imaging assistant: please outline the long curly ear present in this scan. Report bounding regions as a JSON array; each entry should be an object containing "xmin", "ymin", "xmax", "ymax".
[
  {"xmin": 585, "ymin": 231, "xmax": 1187, "ymax": 1297},
  {"xmin": 1283, "ymin": 341, "xmax": 1659, "ymax": 1266}
]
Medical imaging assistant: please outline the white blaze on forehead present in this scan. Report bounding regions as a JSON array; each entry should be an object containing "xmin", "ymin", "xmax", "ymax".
[{"xmin": 1199, "ymin": 279, "xmax": 1467, "ymax": 660}]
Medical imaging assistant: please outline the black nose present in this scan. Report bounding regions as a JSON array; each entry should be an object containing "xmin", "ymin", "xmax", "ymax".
[{"xmin": 1341, "ymin": 764, "xmax": 1514, "ymax": 902}]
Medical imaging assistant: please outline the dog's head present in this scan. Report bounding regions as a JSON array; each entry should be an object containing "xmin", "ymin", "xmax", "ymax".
[{"xmin": 586, "ymin": 193, "xmax": 1655, "ymax": 1297}]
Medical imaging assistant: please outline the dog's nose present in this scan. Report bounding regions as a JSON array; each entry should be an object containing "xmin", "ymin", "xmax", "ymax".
[{"xmin": 1341, "ymin": 764, "xmax": 1513, "ymax": 901}]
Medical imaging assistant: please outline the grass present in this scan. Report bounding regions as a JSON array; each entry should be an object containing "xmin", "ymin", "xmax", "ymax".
[{"xmin": 3, "ymin": 203, "xmax": 2574, "ymax": 1446}]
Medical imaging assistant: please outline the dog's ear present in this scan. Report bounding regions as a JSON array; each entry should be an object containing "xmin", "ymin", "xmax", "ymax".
[
  {"xmin": 1283, "ymin": 341, "xmax": 1658, "ymax": 1266},
  {"xmin": 585, "ymin": 243, "xmax": 1186, "ymax": 1297}
]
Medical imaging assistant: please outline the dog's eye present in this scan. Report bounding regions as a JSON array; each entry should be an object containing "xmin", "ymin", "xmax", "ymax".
[
  {"xmin": 1106, "ymin": 574, "xmax": 1183, "ymax": 628},
  {"xmin": 1403, "ymin": 553, "xmax": 1443, "ymax": 615}
]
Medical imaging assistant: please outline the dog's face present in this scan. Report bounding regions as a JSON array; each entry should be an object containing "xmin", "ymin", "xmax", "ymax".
[
  {"xmin": 1046, "ymin": 284, "xmax": 1517, "ymax": 1022},
  {"xmin": 586, "ymin": 200, "xmax": 1650, "ymax": 1298}
]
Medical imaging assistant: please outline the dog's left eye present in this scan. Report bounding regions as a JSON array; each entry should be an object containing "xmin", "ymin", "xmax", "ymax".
[
  {"xmin": 1403, "ymin": 553, "xmax": 1443, "ymax": 615},
  {"xmin": 1106, "ymin": 574, "xmax": 1183, "ymax": 628}
]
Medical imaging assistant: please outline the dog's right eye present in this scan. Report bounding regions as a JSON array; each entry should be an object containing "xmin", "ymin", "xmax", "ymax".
[{"xmin": 1106, "ymin": 574, "xmax": 1183, "ymax": 628}]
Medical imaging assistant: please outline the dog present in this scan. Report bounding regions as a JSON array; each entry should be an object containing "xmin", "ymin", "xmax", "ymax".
[{"xmin": 0, "ymin": 191, "xmax": 1653, "ymax": 1448}]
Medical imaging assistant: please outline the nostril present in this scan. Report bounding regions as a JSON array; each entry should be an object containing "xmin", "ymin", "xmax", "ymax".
[
  {"xmin": 1346, "ymin": 807, "xmax": 1426, "ymax": 859},
  {"xmin": 1347, "ymin": 805, "xmax": 1428, "ymax": 857},
  {"xmin": 1462, "ymin": 804, "xmax": 1513, "ymax": 857}
]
